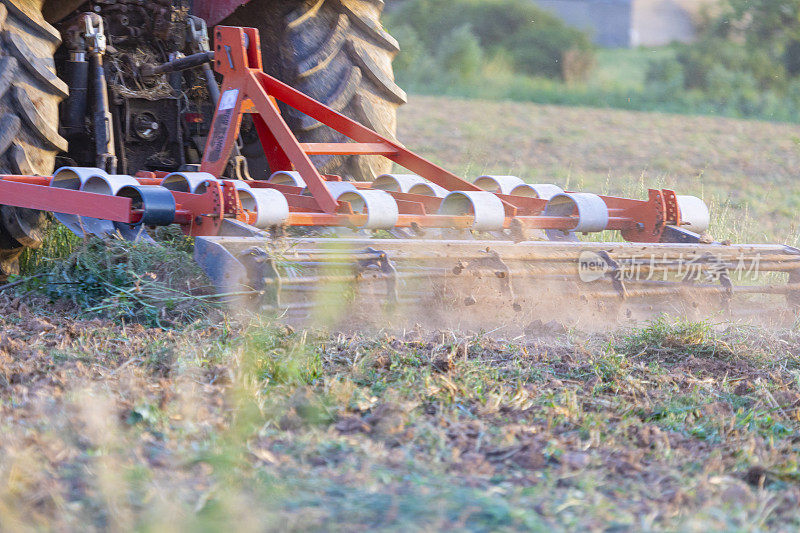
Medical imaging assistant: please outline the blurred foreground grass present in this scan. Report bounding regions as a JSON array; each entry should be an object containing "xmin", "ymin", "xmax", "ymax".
[{"xmin": 2, "ymin": 311, "xmax": 800, "ymax": 530}]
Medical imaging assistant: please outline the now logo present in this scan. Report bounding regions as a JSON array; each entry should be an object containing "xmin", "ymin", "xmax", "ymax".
[{"xmin": 578, "ymin": 250, "xmax": 612, "ymax": 282}]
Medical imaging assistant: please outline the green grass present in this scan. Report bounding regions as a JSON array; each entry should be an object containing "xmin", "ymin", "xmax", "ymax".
[
  {"xmin": 16, "ymin": 230, "xmax": 217, "ymax": 327},
  {"xmin": 398, "ymin": 47, "xmax": 800, "ymax": 123},
  {"xmin": 590, "ymin": 47, "xmax": 677, "ymax": 91},
  {"xmin": 18, "ymin": 218, "xmax": 80, "ymax": 275},
  {"xmin": 616, "ymin": 317, "xmax": 727, "ymax": 359}
]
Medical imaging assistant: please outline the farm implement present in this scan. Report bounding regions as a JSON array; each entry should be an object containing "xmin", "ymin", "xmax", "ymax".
[{"xmin": 2, "ymin": 25, "xmax": 800, "ymax": 325}]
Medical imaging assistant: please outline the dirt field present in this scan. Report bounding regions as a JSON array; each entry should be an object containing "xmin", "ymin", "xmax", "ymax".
[{"xmin": 4, "ymin": 97, "xmax": 800, "ymax": 531}]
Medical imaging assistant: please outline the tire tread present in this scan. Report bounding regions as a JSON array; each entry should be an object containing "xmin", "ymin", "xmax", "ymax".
[
  {"xmin": 283, "ymin": 0, "xmax": 405, "ymax": 179},
  {"xmin": 0, "ymin": 0, "xmax": 65, "ymax": 268}
]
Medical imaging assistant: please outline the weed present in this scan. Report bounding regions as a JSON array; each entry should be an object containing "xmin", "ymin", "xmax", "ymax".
[
  {"xmin": 616, "ymin": 317, "xmax": 727, "ymax": 359},
  {"xmin": 17, "ymin": 235, "xmax": 216, "ymax": 327},
  {"xmin": 240, "ymin": 323, "xmax": 323, "ymax": 386},
  {"xmin": 19, "ymin": 217, "xmax": 81, "ymax": 275}
]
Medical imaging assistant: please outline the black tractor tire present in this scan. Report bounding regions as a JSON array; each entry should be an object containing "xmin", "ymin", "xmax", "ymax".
[
  {"xmin": 0, "ymin": 0, "xmax": 66, "ymax": 280},
  {"xmin": 223, "ymin": 0, "xmax": 406, "ymax": 181}
]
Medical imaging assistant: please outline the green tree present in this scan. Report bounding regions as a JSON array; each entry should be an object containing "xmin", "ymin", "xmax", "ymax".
[
  {"xmin": 716, "ymin": 0, "xmax": 800, "ymax": 77},
  {"xmin": 387, "ymin": 0, "xmax": 594, "ymax": 80},
  {"xmin": 438, "ymin": 25, "xmax": 484, "ymax": 81}
]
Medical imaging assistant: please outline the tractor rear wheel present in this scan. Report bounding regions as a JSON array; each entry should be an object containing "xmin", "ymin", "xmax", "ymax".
[
  {"xmin": 0, "ymin": 0, "xmax": 66, "ymax": 280},
  {"xmin": 224, "ymin": 0, "xmax": 406, "ymax": 181}
]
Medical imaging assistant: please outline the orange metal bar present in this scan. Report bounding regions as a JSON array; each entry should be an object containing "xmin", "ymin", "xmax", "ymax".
[
  {"xmin": 245, "ymin": 74, "xmax": 340, "ymax": 213},
  {"xmin": 284, "ymin": 193, "xmax": 324, "ymax": 213},
  {"xmin": 1, "ymin": 175, "xmax": 51, "ymax": 186},
  {"xmin": 0, "ymin": 180, "xmax": 134, "ymax": 222},
  {"xmin": 249, "ymin": 182, "xmax": 304, "ymax": 195},
  {"xmin": 300, "ymin": 143, "xmax": 397, "ymax": 156},
  {"xmin": 253, "ymin": 70, "xmax": 520, "ymax": 214},
  {"xmin": 495, "ymin": 193, "xmax": 547, "ymax": 215},
  {"xmin": 172, "ymin": 183, "xmax": 224, "ymax": 237},
  {"xmin": 394, "ymin": 199, "xmax": 427, "ymax": 216},
  {"xmin": 201, "ymin": 26, "xmax": 339, "ymax": 213},
  {"xmin": 135, "ymin": 178, "xmax": 164, "ymax": 186},
  {"xmin": 281, "ymin": 211, "xmax": 637, "ymax": 231},
  {"xmin": 386, "ymin": 191, "xmax": 443, "ymax": 213},
  {"xmin": 202, "ymin": 27, "xmax": 518, "ymax": 216}
]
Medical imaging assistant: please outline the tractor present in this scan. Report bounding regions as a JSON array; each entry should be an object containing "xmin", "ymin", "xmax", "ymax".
[{"xmin": 0, "ymin": 0, "xmax": 403, "ymax": 277}]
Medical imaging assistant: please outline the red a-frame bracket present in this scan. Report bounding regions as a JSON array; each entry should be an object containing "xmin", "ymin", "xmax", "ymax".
[{"xmin": 201, "ymin": 26, "xmax": 510, "ymax": 215}]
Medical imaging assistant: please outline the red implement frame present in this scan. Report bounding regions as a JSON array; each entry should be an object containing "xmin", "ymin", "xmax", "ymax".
[
  {"xmin": 201, "ymin": 26, "xmax": 493, "ymax": 215},
  {"xmin": 0, "ymin": 25, "xmax": 684, "ymax": 243},
  {"xmin": 197, "ymin": 26, "xmax": 677, "ymax": 242}
]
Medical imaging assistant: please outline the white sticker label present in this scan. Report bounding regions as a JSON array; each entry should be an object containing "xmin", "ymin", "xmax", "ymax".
[{"xmin": 218, "ymin": 89, "xmax": 240, "ymax": 111}]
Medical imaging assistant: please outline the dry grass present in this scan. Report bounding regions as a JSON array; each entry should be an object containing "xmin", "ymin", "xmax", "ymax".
[{"xmin": 398, "ymin": 96, "xmax": 800, "ymax": 244}]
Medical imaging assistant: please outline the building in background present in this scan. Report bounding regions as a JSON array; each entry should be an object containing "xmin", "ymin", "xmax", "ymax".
[{"xmin": 532, "ymin": 0, "xmax": 715, "ymax": 47}]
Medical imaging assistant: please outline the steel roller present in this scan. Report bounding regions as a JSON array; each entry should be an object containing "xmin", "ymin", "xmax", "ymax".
[
  {"xmin": 238, "ymin": 188, "xmax": 290, "ymax": 228},
  {"xmin": 544, "ymin": 192, "xmax": 609, "ymax": 241},
  {"xmin": 509, "ymin": 183, "xmax": 564, "ymax": 200},
  {"xmin": 336, "ymin": 189, "xmax": 399, "ymax": 230},
  {"xmin": 438, "ymin": 191, "xmax": 506, "ymax": 231},
  {"xmin": 230, "ymin": 180, "xmax": 252, "ymax": 191},
  {"xmin": 268, "ymin": 170, "xmax": 306, "ymax": 188},
  {"xmin": 407, "ymin": 182, "xmax": 449, "ymax": 197},
  {"xmin": 473, "ymin": 175, "xmax": 525, "ymax": 195},
  {"xmin": 676, "ymin": 195, "xmax": 710, "ymax": 233},
  {"xmin": 50, "ymin": 167, "xmax": 110, "ymax": 237},
  {"xmin": 78, "ymin": 174, "xmax": 140, "ymax": 236},
  {"xmin": 374, "ymin": 173, "xmax": 448, "ymax": 197},
  {"xmin": 302, "ymin": 181, "xmax": 357, "ymax": 197},
  {"xmin": 113, "ymin": 185, "xmax": 176, "ymax": 240},
  {"xmin": 161, "ymin": 172, "xmax": 219, "ymax": 194}
]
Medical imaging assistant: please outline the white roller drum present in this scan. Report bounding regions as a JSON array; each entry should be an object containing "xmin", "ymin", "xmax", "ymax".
[
  {"xmin": 161, "ymin": 172, "xmax": 218, "ymax": 193},
  {"xmin": 51, "ymin": 166, "xmax": 107, "ymax": 189},
  {"xmin": 676, "ymin": 195, "xmax": 710, "ymax": 233},
  {"xmin": 473, "ymin": 175, "xmax": 525, "ymax": 195},
  {"xmin": 544, "ymin": 192, "xmax": 609, "ymax": 241},
  {"xmin": 82, "ymin": 174, "xmax": 139, "ymax": 195},
  {"xmin": 238, "ymin": 188, "xmax": 290, "ymax": 228},
  {"xmin": 373, "ymin": 174, "xmax": 426, "ymax": 193},
  {"xmin": 337, "ymin": 189, "xmax": 399, "ymax": 229},
  {"xmin": 510, "ymin": 183, "xmax": 564, "ymax": 200},
  {"xmin": 79, "ymin": 174, "xmax": 141, "ymax": 236},
  {"xmin": 229, "ymin": 180, "xmax": 252, "ymax": 191},
  {"xmin": 438, "ymin": 191, "xmax": 506, "ymax": 231},
  {"xmin": 268, "ymin": 170, "xmax": 306, "ymax": 188},
  {"xmin": 407, "ymin": 182, "xmax": 449, "ymax": 197},
  {"xmin": 50, "ymin": 167, "xmax": 109, "ymax": 237},
  {"xmin": 303, "ymin": 180, "xmax": 357, "ymax": 197},
  {"xmin": 373, "ymin": 173, "xmax": 450, "ymax": 197}
]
